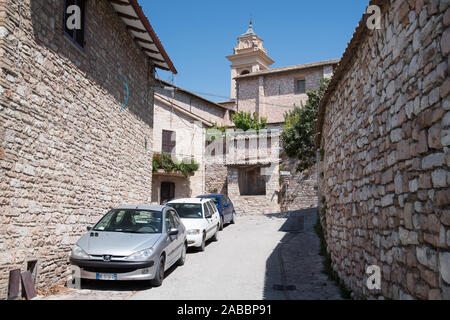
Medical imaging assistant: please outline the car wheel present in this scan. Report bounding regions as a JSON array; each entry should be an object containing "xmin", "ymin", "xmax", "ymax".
[
  {"xmin": 199, "ymin": 233, "xmax": 206, "ymax": 252},
  {"xmin": 219, "ymin": 217, "xmax": 224, "ymax": 231},
  {"xmin": 150, "ymin": 255, "xmax": 165, "ymax": 287},
  {"xmin": 177, "ymin": 243, "xmax": 187, "ymax": 266},
  {"xmin": 212, "ymin": 225, "xmax": 219, "ymax": 241},
  {"xmin": 230, "ymin": 211, "xmax": 236, "ymax": 224}
]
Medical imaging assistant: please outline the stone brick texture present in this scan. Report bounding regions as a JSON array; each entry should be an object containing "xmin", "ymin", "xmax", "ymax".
[
  {"xmin": 204, "ymin": 130, "xmax": 282, "ymax": 214},
  {"xmin": 152, "ymin": 90, "xmax": 210, "ymax": 202},
  {"xmin": 154, "ymin": 85, "xmax": 232, "ymax": 126},
  {"xmin": 319, "ymin": 0, "xmax": 450, "ymax": 299},
  {"xmin": 151, "ymin": 174, "xmax": 192, "ymax": 204},
  {"xmin": 237, "ymin": 67, "xmax": 328, "ymax": 124},
  {"xmin": 205, "ymin": 163, "xmax": 228, "ymax": 195},
  {"xmin": 0, "ymin": 0, "xmax": 156, "ymax": 297},
  {"xmin": 227, "ymin": 165, "xmax": 281, "ymax": 216},
  {"xmin": 280, "ymin": 166, "xmax": 318, "ymax": 212}
]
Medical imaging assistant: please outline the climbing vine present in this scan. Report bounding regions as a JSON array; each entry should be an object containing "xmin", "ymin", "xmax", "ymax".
[{"xmin": 282, "ymin": 78, "xmax": 330, "ymax": 172}]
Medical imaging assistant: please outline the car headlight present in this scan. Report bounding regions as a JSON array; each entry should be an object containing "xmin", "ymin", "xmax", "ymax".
[
  {"xmin": 125, "ymin": 248, "xmax": 154, "ymax": 261},
  {"xmin": 71, "ymin": 245, "xmax": 89, "ymax": 260},
  {"xmin": 186, "ymin": 229, "xmax": 201, "ymax": 235}
]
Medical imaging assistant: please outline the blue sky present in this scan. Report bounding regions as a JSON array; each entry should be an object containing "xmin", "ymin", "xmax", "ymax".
[{"xmin": 141, "ymin": 0, "xmax": 369, "ymax": 102}]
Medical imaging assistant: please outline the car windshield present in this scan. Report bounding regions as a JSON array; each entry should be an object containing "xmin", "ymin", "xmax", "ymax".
[
  {"xmin": 166, "ymin": 203, "xmax": 203, "ymax": 219},
  {"xmin": 93, "ymin": 209, "xmax": 162, "ymax": 234}
]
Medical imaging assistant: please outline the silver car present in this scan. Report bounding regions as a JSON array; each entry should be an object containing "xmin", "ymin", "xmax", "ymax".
[{"xmin": 69, "ymin": 204, "xmax": 187, "ymax": 286}]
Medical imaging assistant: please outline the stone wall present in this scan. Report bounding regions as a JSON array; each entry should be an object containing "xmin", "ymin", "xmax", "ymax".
[
  {"xmin": 227, "ymin": 165, "xmax": 281, "ymax": 215},
  {"xmin": 151, "ymin": 174, "xmax": 192, "ymax": 204},
  {"xmin": 280, "ymin": 166, "xmax": 319, "ymax": 212},
  {"xmin": 203, "ymin": 129, "xmax": 282, "ymax": 215},
  {"xmin": 0, "ymin": 0, "xmax": 156, "ymax": 297},
  {"xmin": 205, "ymin": 162, "xmax": 228, "ymax": 194},
  {"xmin": 154, "ymin": 85, "xmax": 232, "ymax": 126},
  {"xmin": 152, "ymin": 94, "xmax": 206, "ymax": 200},
  {"xmin": 225, "ymin": 130, "xmax": 281, "ymax": 165},
  {"xmin": 236, "ymin": 66, "xmax": 334, "ymax": 124},
  {"xmin": 318, "ymin": 0, "xmax": 450, "ymax": 299},
  {"xmin": 153, "ymin": 80, "xmax": 236, "ymax": 201}
]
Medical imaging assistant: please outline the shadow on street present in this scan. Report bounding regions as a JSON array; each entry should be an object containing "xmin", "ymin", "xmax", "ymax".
[{"xmin": 262, "ymin": 208, "xmax": 343, "ymax": 300}]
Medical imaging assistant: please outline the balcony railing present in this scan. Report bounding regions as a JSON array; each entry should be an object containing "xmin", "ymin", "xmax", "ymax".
[{"xmin": 205, "ymin": 129, "xmax": 281, "ymax": 166}]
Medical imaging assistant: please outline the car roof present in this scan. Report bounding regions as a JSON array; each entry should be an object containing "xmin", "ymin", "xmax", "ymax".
[
  {"xmin": 167, "ymin": 198, "xmax": 212, "ymax": 204},
  {"xmin": 116, "ymin": 204, "xmax": 165, "ymax": 211},
  {"xmin": 197, "ymin": 194, "xmax": 223, "ymax": 198}
]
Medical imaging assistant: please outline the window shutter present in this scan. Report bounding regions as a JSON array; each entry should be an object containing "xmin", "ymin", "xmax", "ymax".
[{"xmin": 162, "ymin": 130, "xmax": 176, "ymax": 154}]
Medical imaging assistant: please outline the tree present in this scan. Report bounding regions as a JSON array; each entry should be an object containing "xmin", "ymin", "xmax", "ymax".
[
  {"xmin": 231, "ymin": 111, "xmax": 267, "ymax": 131},
  {"xmin": 282, "ymin": 78, "xmax": 330, "ymax": 172}
]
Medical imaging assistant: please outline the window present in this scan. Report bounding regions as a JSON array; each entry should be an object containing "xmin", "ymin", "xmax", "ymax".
[
  {"xmin": 166, "ymin": 210, "xmax": 181, "ymax": 230},
  {"xmin": 295, "ymin": 79, "xmax": 306, "ymax": 94},
  {"xmin": 208, "ymin": 197, "xmax": 220, "ymax": 206},
  {"xmin": 165, "ymin": 212, "xmax": 172, "ymax": 230},
  {"xmin": 206, "ymin": 201, "xmax": 217, "ymax": 214},
  {"xmin": 63, "ymin": 0, "xmax": 86, "ymax": 49},
  {"xmin": 170, "ymin": 211, "xmax": 181, "ymax": 227},
  {"xmin": 203, "ymin": 203, "xmax": 211, "ymax": 217},
  {"xmin": 162, "ymin": 130, "xmax": 176, "ymax": 154}
]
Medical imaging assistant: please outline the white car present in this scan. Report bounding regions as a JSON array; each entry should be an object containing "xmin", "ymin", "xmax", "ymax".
[{"xmin": 166, "ymin": 198, "xmax": 220, "ymax": 251}]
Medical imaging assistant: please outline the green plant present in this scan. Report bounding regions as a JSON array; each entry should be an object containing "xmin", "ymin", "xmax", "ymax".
[
  {"xmin": 320, "ymin": 201, "xmax": 327, "ymax": 216},
  {"xmin": 152, "ymin": 153, "xmax": 199, "ymax": 178},
  {"xmin": 282, "ymin": 78, "xmax": 330, "ymax": 172},
  {"xmin": 152, "ymin": 152, "xmax": 162, "ymax": 171},
  {"xmin": 231, "ymin": 111, "xmax": 267, "ymax": 132}
]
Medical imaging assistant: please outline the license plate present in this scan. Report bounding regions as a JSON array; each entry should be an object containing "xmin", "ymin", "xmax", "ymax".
[{"xmin": 96, "ymin": 273, "xmax": 117, "ymax": 280}]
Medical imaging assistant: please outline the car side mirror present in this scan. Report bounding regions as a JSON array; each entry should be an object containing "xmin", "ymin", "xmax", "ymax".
[
  {"xmin": 87, "ymin": 225, "xmax": 94, "ymax": 231},
  {"xmin": 169, "ymin": 228, "xmax": 179, "ymax": 236}
]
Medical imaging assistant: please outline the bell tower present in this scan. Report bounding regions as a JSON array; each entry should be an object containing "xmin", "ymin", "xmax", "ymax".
[{"xmin": 226, "ymin": 20, "xmax": 275, "ymax": 100}]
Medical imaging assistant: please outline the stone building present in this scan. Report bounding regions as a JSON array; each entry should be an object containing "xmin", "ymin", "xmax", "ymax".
[
  {"xmin": 208, "ymin": 22, "xmax": 339, "ymax": 214},
  {"xmin": 0, "ymin": 0, "xmax": 175, "ymax": 297},
  {"xmin": 221, "ymin": 21, "xmax": 339, "ymax": 125},
  {"xmin": 223, "ymin": 129, "xmax": 283, "ymax": 215},
  {"xmin": 152, "ymin": 80, "xmax": 233, "ymax": 204},
  {"xmin": 316, "ymin": 0, "xmax": 449, "ymax": 299}
]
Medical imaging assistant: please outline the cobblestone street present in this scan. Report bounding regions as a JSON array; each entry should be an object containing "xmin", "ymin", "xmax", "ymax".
[{"xmin": 38, "ymin": 209, "xmax": 343, "ymax": 300}]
